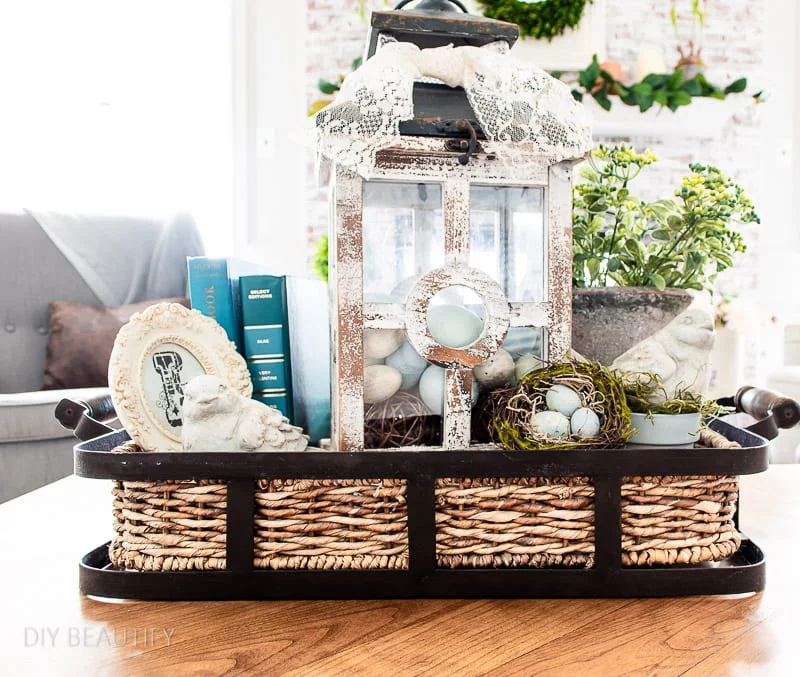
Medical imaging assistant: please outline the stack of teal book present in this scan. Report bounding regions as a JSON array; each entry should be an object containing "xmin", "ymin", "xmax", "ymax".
[{"xmin": 187, "ymin": 257, "xmax": 330, "ymax": 444}]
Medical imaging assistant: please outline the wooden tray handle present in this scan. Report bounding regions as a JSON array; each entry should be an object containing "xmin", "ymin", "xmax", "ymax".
[
  {"xmin": 55, "ymin": 394, "xmax": 117, "ymax": 442},
  {"xmin": 734, "ymin": 386, "xmax": 800, "ymax": 430}
]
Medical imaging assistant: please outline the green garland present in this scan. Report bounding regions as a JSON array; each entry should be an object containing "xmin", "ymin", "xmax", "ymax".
[
  {"xmin": 558, "ymin": 55, "xmax": 755, "ymax": 113},
  {"xmin": 477, "ymin": 0, "xmax": 592, "ymax": 41}
]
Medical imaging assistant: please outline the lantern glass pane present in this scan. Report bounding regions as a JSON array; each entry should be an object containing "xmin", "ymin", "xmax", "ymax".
[
  {"xmin": 501, "ymin": 327, "xmax": 546, "ymax": 363},
  {"xmin": 469, "ymin": 186, "xmax": 546, "ymax": 303},
  {"xmin": 362, "ymin": 182, "xmax": 444, "ymax": 301}
]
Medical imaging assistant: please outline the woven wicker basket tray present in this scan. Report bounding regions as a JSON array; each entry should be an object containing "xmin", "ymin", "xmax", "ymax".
[
  {"xmin": 74, "ymin": 420, "xmax": 770, "ymax": 599},
  {"xmin": 107, "ymin": 432, "xmax": 740, "ymax": 573}
]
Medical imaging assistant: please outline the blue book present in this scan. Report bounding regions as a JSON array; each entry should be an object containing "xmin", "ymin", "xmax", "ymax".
[
  {"xmin": 188, "ymin": 258, "xmax": 268, "ymax": 356},
  {"xmin": 239, "ymin": 274, "xmax": 330, "ymax": 444},
  {"xmin": 239, "ymin": 275, "xmax": 294, "ymax": 422},
  {"xmin": 187, "ymin": 257, "xmax": 238, "ymax": 350}
]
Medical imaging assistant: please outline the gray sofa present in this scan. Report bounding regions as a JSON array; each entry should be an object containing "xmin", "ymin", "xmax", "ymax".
[{"xmin": 0, "ymin": 210, "xmax": 203, "ymax": 502}]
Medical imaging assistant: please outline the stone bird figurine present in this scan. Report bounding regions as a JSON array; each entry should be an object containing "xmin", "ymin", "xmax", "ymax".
[
  {"xmin": 182, "ymin": 375, "xmax": 309, "ymax": 451},
  {"xmin": 611, "ymin": 305, "xmax": 716, "ymax": 401}
]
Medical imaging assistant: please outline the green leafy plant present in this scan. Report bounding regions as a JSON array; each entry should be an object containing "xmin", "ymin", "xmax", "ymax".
[
  {"xmin": 572, "ymin": 144, "xmax": 760, "ymax": 292},
  {"xmin": 477, "ymin": 0, "xmax": 592, "ymax": 41},
  {"xmin": 312, "ymin": 234, "xmax": 329, "ymax": 282},
  {"xmin": 556, "ymin": 55, "xmax": 751, "ymax": 112}
]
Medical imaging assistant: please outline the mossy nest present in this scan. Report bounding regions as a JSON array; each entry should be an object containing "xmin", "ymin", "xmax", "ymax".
[
  {"xmin": 622, "ymin": 372, "xmax": 731, "ymax": 418},
  {"xmin": 477, "ymin": 360, "xmax": 633, "ymax": 450}
]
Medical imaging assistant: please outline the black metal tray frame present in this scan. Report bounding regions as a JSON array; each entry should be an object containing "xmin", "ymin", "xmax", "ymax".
[{"xmin": 75, "ymin": 419, "xmax": 769, "ymax": 600}]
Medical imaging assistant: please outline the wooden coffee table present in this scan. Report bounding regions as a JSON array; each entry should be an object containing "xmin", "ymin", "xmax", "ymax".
[{"xmin": 1, "ymin": 470, "xmax": 797, "ymax": 676}]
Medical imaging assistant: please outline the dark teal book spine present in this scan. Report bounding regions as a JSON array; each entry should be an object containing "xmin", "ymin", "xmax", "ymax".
[
  {"xmin": 187, "ymin": 257, "xmax": 238, "ymax": 349},
  {"xmin": 228, "ymin": 259, "xmax": 271, "ymax": 356},
  {"xmin": 239, "ymin": 275, "xmax": 293, "ymax": 421}
]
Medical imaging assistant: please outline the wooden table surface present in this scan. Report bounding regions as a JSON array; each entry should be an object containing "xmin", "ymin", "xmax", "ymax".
[{"xmin": 2, "ymin": 469, "xmax": 798, "ymax": 677}]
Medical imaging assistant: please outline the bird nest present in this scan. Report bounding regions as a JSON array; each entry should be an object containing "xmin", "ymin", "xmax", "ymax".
[{"xmin": 476, "ymin": 360, "xmax": 633, "ymax": 450}]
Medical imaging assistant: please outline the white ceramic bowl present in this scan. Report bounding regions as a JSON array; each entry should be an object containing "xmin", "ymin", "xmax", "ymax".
[{"xmin": 629, "ymin": 412, "xmax": 702, "ymax": 446}]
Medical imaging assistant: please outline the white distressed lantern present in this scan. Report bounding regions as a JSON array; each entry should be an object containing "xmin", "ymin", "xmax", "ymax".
[{"xmin": 317, "ymin": 0, "xmax": 592, "ymax": 451}]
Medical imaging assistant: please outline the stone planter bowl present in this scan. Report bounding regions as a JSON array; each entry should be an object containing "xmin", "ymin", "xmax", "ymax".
[
  {"xmin": 629, "ymin": 412, "xmax": 702, "ymax": 446},
  {"xmin": 571, "ymin": 287, "xmax": 694, "ymax": 366}
]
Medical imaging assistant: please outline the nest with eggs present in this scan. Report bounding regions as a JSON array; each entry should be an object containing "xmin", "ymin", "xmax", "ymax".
[{"xmin": 477, "ymin": 360, "xmax": 634, "ymax": 450}]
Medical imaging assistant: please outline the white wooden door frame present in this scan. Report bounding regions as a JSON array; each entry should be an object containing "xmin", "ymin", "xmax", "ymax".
[{"xmin": 231, "ymin": 0, "xmax": 309, "ymax": 273}]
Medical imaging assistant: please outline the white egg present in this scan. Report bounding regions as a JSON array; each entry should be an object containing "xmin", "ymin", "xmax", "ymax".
[
  {"xmin": 363, "ymin": 365, "xmax": 402, "ymax": 404},
  {"xmin": 426, "ymin": 304, "xmax": 483, "ymax": 349},
  {"xmin": 571, "ymin": 407, "xmax": 601, "ymax": 439},
  {"xmin": 364, "ymin": 328, "xmax": 405, "ymax": 360},
  {"xmin": 531, "ymin": 411, "xmax": 571, "ymax": 438},
  {"xmin": 515, "ymin": 354, "xmax": 544, "ymax": 381},
  {"xmin": 385, "ymin": 340, "xmax": 429, "ymax": 390},
  {"xmin": 418, "ymin": 365, "xmax": 479, "ymax": 416},
  {"xmin": 546, "ymin": 384, "xmax": 582, "ymax": 417},
  {"xmin": 473, "ymin": 348, "xmax": 515, "ymax": 390}
]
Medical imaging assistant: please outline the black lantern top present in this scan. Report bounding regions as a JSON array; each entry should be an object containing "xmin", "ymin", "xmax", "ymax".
[
  {"xmin": 366, "ymin": 0, "xmax": 519, "ymax": 58},
  {"xmin": 365, "ymin": 1, "xmax": 520, "ymax": 141}
]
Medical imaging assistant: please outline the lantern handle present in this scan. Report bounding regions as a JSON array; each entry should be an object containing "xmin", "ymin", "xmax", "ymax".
[
  {"xmin": 394, "ymin": 0, "xmax": 469, "ymax": 13},
  {"xmin": 439, "ymin": 119, "xmax": 479, "ymax": 165}
]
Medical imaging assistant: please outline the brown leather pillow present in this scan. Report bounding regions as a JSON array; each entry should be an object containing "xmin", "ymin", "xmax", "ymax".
[{"xmin": 43, "ymin": 298, "xmax": 190, "ymax": 389}]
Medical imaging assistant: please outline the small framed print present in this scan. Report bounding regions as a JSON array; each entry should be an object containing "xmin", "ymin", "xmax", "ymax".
[{"xmin": 109, "ymin": 302, "xmax": 252, "ymax": 451}]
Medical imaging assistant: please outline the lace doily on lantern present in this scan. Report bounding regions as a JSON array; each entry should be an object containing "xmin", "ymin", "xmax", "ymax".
[{"xmin": 315, "ymin": 39, "xmax": 592, "ymax": 177}]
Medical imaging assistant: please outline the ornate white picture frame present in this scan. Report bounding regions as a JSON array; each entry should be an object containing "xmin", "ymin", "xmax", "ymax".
[{"xmin": 109, "ymin": 303, "xmax": 253, "ymax": 451}]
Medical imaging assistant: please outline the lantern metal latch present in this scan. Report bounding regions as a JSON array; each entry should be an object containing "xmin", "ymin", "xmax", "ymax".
[{"xmin": 438, "ymin": 119, "xmax": 481, "ymax": 165}]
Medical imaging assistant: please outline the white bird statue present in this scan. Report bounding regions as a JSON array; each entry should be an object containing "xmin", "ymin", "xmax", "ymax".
[
  {"xmin": 181, "ymin": 375, "xmax": 309, "ymax": 452},
  {"xmin": 611, "ymin": 304, "xmax": 716, "ymax": 401}
]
